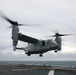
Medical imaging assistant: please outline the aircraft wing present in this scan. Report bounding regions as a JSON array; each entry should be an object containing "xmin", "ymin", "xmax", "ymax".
[{"xmin": 18, "ymin": 33, "xmax": 39, "ymax": 44}]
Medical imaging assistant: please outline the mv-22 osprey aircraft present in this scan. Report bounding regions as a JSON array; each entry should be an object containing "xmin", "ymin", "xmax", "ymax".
[{"xmin": 1, "ymin": 13, "xmax": 70, "ymax": 57}]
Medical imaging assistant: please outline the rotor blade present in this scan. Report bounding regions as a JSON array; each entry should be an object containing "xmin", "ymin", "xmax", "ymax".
[
  {"xmin": 47, "ymin": 33, "xmax": 72, "ymax": 37},
  {"xmin": 0, "ymin": 12, "xmax": 16, "ymax": 25},
  {"xmin": 2, "ymin": 16, "xmax": 15, "ymax": 25},
  {"xmin": 58, "ymin": 34, "xmax": 72, "ymax": 36},
  {"xmin": 51, "ymin": 34, "xmax": 72, "ymax": 37},
  {"xmin": 18, "ymin": 24, "xmax": 41, "ymax": 27},
  {"xmin": 7, "ymin": 24, "xmax": 40, "ymax": 28},
  {"xmin": 17, "ymin": 24, "xmax": 24, "ymax": 26},
  {"xmin": 0, "ymin": 11, "xmax": 41, "ymax": 27}
]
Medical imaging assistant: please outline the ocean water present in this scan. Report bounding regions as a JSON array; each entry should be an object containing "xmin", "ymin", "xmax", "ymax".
[{"xmin": 0, "ymin": 61, "xmax": 76, "ymax": 67}]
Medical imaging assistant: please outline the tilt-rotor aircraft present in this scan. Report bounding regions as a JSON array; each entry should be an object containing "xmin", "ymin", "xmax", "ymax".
[{"xmin": 1, "ymin": 13, "xmax": 70, "ymax": 57}]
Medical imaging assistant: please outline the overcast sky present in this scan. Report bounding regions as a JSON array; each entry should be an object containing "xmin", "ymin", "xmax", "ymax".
[{"xmin": 0, "ymin": 0, "xmax": 76, "ymax": 61}]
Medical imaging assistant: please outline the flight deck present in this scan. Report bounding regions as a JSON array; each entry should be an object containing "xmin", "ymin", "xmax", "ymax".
[{"xmin": 0, "ymin": 63, "xmax": 76, "ymax": 75}]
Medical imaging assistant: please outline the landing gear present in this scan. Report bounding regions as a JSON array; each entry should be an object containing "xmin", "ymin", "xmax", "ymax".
[
  {"xmin": 27, "ymin": 53, "xmax": 31, "ymax": 56},
  {"xmin": 39, "ymin": 54, "xmax": 43, "ymax": 57},
  {"xmin": 55, "ymin": 50, "xmax": 57, "ymax": 53},
  {"xmin": 26, "ymin": 51, "xmax": 31, "ymax": 56}
]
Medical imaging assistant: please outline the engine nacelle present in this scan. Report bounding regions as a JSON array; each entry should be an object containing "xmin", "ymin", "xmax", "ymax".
[
  {"xmin": 12, "ymin": 26, "xmax": 19, "ymax": 46},
  {"xmin": 55, "ymin": 36, "xmax": 62, "ymax": 51}
]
